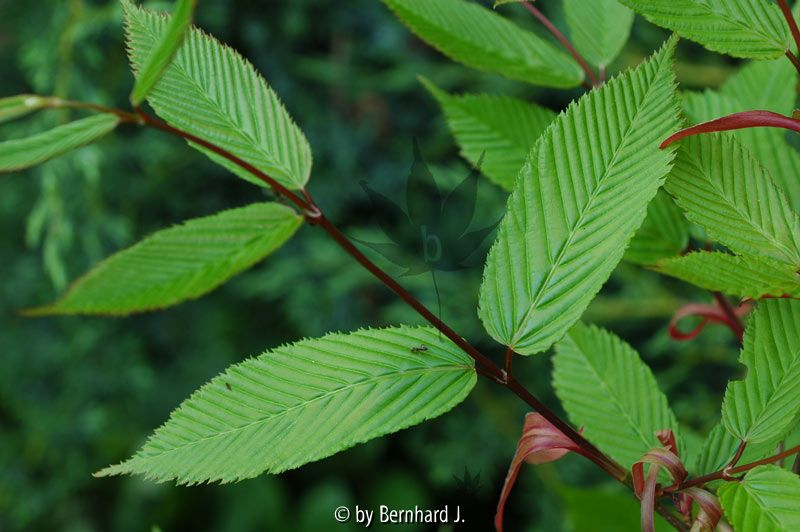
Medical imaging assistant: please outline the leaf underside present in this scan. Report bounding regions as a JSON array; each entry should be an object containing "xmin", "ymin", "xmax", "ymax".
[
  {"xmin": 381, "ymin": 0, "xmax": 583, "ymax": 88},
  {"xmin": 122, "ymin": 0, "xmax": 312, "ymax": 190},
  {"xmin": 29, "ymin": 203, "xmax": 302, "ymax": 316},
  {"xmin": 553, "ymin": 322, "xmax": 681, "ymax": 469},
  {"xmin": 619, "ymin": 0, "xmax": 789, "ymax": 59},
  {"xmin": 722, "ymin": 299, "xmax": 800, "ymax": 444},
  {"xmin": 97, "ymin": 326, "xmax": 476, "ymax": 484},
  {"xmin": 478, "ymin": 37, "xmax": 680, "ymax": 355}
]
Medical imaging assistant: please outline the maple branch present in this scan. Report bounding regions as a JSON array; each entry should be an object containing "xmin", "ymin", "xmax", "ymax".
[{"xmin": 519, "ymin": 1, "xmax": 599, "ymax": 88}]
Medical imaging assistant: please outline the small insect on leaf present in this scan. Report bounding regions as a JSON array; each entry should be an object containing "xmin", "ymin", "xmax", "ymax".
[
  {"xmin": 410, "ymin": 345, "xmax": 428, "ymax": 353},
  {"xmin": 225, "ymin": 383, "xmax": 232, "ymax": 391}
]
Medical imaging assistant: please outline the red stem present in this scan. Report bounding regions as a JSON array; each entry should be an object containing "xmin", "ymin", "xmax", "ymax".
[
  {"xmin": 778, "ymin": 0, "xmax": 800, "ymax": 71},
  {"xmin": 676, "ymin": 444, "xmax": 800, "ymax": 490},
  {"xmin": 521, "ymin": 2, "xmax": 599, "ymax": 88},
  {"xmin": 712, "ymin": 292, "xmax": 744, "ymax": 341}
]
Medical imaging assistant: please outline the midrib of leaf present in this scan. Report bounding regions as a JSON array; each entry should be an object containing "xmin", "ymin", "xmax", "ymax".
[
  {"xmin": 578, "ymin": 345, "xmax": 656, "ymax": 450},
  {"xmin": 509, "ymin": 73, "xmax": 665, "ymax": 348},
  {"xmin": 133, "ymin": 14, "xmax": 297, "ymax": 183},
  {"xmin": 736, "ymin": 482, "xmax": 788, "ymax": 529},
  {"xmin": 133, "ymin": 365, "xmax": 469, "ymax": 460}
]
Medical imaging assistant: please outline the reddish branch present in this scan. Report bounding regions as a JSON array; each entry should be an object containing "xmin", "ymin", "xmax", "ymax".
[
  {"xmin": 778, "ymin": 0, "xmax": 800, "ymax": 75},
  {"xmin": 674, "ymin": 444, "xmax": 800, "ymax": 491},
  {"xmin": 661, "ymin": 110, "xmax": 800, "ymax": 148},
  {"xmin": 520, "ymin": 2, "xmax": 599, "ymax": 88}
]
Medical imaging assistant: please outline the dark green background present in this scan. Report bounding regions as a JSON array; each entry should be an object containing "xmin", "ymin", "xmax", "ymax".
[{"xmin": 0, "ymin": 1, "xmax": 745, "ymax": 530}]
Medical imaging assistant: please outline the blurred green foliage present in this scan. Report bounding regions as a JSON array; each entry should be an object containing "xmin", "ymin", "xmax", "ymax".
[{"xmin": 0, "ymin": 1, "xmax": 747, "ymax": 530}]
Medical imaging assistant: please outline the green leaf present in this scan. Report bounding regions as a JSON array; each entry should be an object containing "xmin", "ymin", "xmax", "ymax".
[
  {"xmin": 123, "ymin": 0, "xmax": 312, "ymax": 190},
  {"xmin": 28, "ymin": 203, "xmax": 302, "ymax": 316},
  {"xmin": 421, "ymin": 78, "xmax": 555, "ymax": 191},
  {"xmin": 667, "ymin": 134, "xmax": 800, "ymax": 266},
  {"xmin": 655, "ymin": 252, "xmax": 800, "ymax": 298},
  {"xmin": 96, "ymin": 326, "xmax": 476, "ymax": 484},
  {"xmin": 719, "ymin": 465, "xmax": 800, "ymax": 531},
  {"xmin": 381, "ymin": 0, "xmax": 584, "ymax": 88},
  {"xmin": 619, "ymin": 0, "xmax": 789, "ymax": 59},
  {"xmin": 693, "ymin": 423, "xmax": 775, "ymax": 477},
  {"xmin": 722, "ymin": 299, "xmax": 800, "ymax": 444},
  {"xmin": 130, "ymin": 0, "xmax": 196, "ymax": 106},
  {"xmin": 553, "ymin": 322, "xmax": 681, "ymax": 469},
  {"xmin": 625, "ymin": 191, "xmax": 690, "ymax": 265},
  {"xmin": 493, "ymin": 0, "xmax": 526, "ymax": 7},
  {"xmin": 0, "ymin": 94, "xmax": 54, "ymax": 124},
  {"xmin": 478, "ymin": 38, "xmax": 680, "ymax": 355},
  {"xmin": 564, "ymin": 0, "xmax": 634, "ymax": 68},
  {"xmin": 0, "ymin": 114, "xmax": 118, "ymax": 174},
  {"xmin": 683, "ymin": 58, "xmax": 800, "ymax": 211}
]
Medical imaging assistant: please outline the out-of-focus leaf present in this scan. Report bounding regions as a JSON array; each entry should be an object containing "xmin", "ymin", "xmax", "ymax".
[
  {"xmin": 626, "ymin": 191, "xmax": 689, "ymax": 266},
  {"xmin": 28, "ymin": 203, "xmax": 302, "ymax": 316},
  {"xmin": 130, "ymin": 0, "xmax": 196, "ymax": 106},
  {"xmin": 381, "ymin": 0, "xmax": 584, "ymax": 88},
  {"xmin": 97, "ymin": 326, "xmax": 476, "ymax": 484},
  {"xmin": 421, "ymin": 78, "xmax": 555, "ymax": 191},
  {"xmin": 0, "ymin": 94, "xmax": 54, "ymax": 124},
  {"xmin": 564, "ymin": 0, "xmax": 634, "ymax": 68},
  {"xmin": 655, "ymin": 252, "xmax": 800, "ymax": 298},
  {"xmin": 0, "ymin": 114, "xmax": 118, "ymax": 174}
]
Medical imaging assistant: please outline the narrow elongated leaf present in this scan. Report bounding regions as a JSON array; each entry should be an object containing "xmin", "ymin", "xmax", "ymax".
[
  {"xmin": 722, "ymin": 299, "xmax": 800, "ymax": 444},
  {"xmin": 553, "ymin": 323, "xmax": 681, "ymax": 469},
  {"xmin": 693, "ymin": 423, "xmax": 775, "ymax": 477},
  {"xmin": 0, "ymin": 114, "xmax": 118, "ymax": 173},
  {"xmin": 683, "ymin": 58, "xmax": 800, "ymax": 211},
  {"xmin": 0, "ymin": 94, "xmax": 54, "ymax": 124},
  {"xmin": 28, "ymin": 203, "xmax": 302, "ymax": 316},
  {"xmin": 619, "ymin": 0, "xmax": 789, "ymax": 59},
  {"xmin": 97, "ymin": 326, "xmax": 476, "ymax": 484},
  {"xmin": 719, "ymin": 465, "xmax": 800, "ymax": 531},
  {"xmin": 655, "ymin": 252, "xmax": 800, "ymax": 299},
  {"xmin": 130, "ymin": 0, "xmax": 196, "ymax": 106},
  {"xmin": 123, "ymin": 1, "xmax": 312, "ymax": 189},
  {"xmin": 626, "ymin": 191, "xmax": 689, "ymax": 265},
  {"xmin": 381, "ymin": 0, "xmax": 583, "ymax": 88},
  {"xmin": 564, "ymin": 0, "xmax": 634, "ymax": 68},
  {"xmin": 478, "ymin": 38, "xmax": 680, "ymax": 355},
  {"xmin": 421, "ymin": 78, "xmax": 555, "ymax": 191},
  {"xmin": 667, "ymin": 134, "xmax": 800, "ymax": 266}
]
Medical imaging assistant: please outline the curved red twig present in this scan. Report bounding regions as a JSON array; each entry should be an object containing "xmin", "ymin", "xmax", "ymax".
[{"xmin": 661, "ymin": 110, "xmax": 800, "ymax": 148}]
